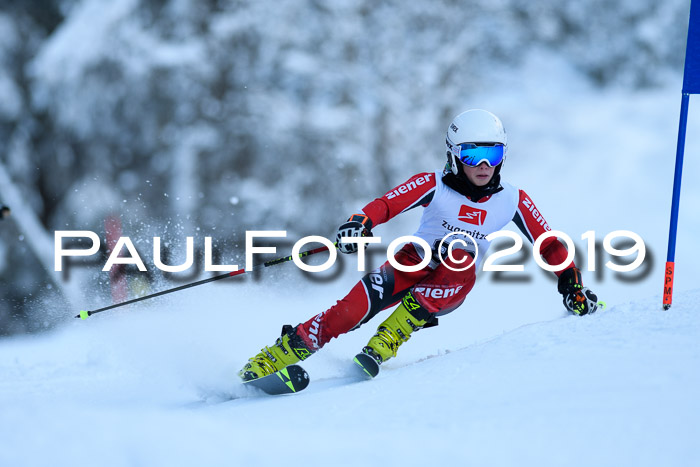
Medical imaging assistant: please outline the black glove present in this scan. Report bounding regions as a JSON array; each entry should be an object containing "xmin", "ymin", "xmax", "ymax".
[
  {"xmin": 336, "ymin": 213, "xmax": 373, "ymax": 254},
  {"xmin": 558, "ymin": 267, "xmax": 599, "ymax": 316}
]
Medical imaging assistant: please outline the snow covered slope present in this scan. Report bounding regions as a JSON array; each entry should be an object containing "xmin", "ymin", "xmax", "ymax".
[{"xmin": 0, "ymin": 285, "xmax": 697, "ymax": 467}]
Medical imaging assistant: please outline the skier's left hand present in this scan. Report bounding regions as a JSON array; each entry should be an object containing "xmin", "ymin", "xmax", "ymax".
[
  {"xmin": 558, "ymin": 267, "xmax": 599, "ymax": 315},
  {"xmin": 562, "ymin": 287, "xmax": 599, "ymax": 315}
]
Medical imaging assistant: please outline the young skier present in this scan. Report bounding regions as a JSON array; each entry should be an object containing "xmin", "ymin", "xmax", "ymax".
[{"xmin": 239, "ymin": 109, "xmax": 600, "ymax": 381}]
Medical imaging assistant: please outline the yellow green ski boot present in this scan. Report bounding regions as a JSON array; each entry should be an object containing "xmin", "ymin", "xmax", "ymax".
[
  {"xmin": 239, "ymin": 325, "xmax": 314, "ymax": 382},
  {"xmin": 361, "ymin": 292, "xmax": 431, "ymax": 366}
]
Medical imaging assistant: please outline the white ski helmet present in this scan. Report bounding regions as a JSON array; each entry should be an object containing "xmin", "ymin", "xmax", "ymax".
[{"xmin": 445, "ymin": 109, "xmax": 507, "ymax": 175}]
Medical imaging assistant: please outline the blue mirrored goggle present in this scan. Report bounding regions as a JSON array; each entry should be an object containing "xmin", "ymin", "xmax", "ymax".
[{"xmin": 457, "ymin": 143, "xmax": 505, "ymax": 167}]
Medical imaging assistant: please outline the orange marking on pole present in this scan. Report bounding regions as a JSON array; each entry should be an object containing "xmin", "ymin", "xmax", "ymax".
[{"xmin": 663, "ymin": 261, "xmax": 675, "ymax": 307}]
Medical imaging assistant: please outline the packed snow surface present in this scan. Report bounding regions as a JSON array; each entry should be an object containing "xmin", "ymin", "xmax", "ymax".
[{"xmin": 0, "ymin": 282, "xmax": 697, "ymax": 466}]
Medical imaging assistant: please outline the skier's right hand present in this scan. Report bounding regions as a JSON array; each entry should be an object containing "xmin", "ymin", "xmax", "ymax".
[{"xmin": 336, "ymin": 213, "xmax": 373, "ymax": 254}]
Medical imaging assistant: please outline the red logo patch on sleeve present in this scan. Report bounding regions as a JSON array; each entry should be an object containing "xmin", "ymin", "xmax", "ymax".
[{"xmin": 458, "ymin": 205, "xmax": 487, "ymax": 225}]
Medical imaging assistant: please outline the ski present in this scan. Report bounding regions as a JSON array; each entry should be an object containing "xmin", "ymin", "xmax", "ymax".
[
  {"xmin": 353, "ymin": 352, "xmax": 380, "ymax": 378},
  {"xmin": 243, "ymin": 364, "xmax": 310, "ymax": 395}
]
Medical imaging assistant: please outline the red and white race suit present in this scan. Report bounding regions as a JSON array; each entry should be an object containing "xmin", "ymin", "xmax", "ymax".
[{"xmin": 296, "ymin": 171, "xmax": 574, "ymax": 351}]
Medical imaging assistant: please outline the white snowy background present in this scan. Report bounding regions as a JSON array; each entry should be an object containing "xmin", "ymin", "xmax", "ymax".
[{"xmin": 0, "ymin": 0, "xmax": 699, "ymax": 466}]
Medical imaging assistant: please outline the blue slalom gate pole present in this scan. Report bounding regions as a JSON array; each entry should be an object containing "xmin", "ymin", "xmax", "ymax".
[
  {"xmin": 664, "ymin": 0, "xmax": 700, "ymax": 310},
  {"xmin": 663, "ymin": 94, "xmax": 690, "ymax": 310}
]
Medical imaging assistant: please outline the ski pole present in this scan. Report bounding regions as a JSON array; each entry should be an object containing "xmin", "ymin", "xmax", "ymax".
[{"xmin": 75, "ymin": 243, "xmax": 334, "ymax": 319}]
